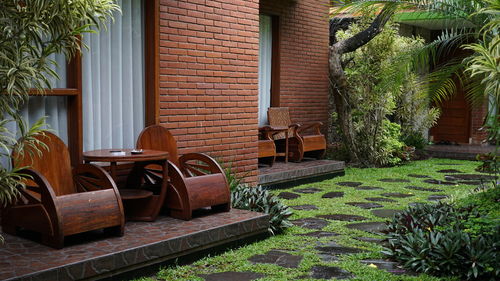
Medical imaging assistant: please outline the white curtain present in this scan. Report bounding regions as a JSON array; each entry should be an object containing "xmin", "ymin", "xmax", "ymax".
[
  {"xmin": 258, "ymin": 15, "xmax": 273, "ymax": 126},
  {"xmin": 82, "ymin": 0, "xmax": 145, "ymax": 151},
  {"xmin": 1, "ymin": 53, "xmax": 68, "ymax": 168}
]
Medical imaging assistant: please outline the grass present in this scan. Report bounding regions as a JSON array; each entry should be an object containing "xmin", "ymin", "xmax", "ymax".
[{"xmin": 136, "ymin": 158, "xmax": 483, "ymax": 281}]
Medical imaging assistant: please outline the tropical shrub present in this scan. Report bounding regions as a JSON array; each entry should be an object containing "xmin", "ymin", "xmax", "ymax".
[
  {"xmin": 231, "ymin": 185, "xmax": 293, "ymax": 235},
  {"xmin": 334, "ymin": 22, "xmax": 427, "ymax": 166},
  {"xmin": 384, "ymin": 188, "xmax": 500, "ymax": 280}
]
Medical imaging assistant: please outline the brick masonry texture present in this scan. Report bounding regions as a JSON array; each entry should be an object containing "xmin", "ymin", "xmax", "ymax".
[{"xmin": 159, "ymin": 0, "xmax": 330, "ymax": 184}]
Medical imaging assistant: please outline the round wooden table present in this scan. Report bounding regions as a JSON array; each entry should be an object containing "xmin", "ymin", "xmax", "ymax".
[{"xmin": 83, "ymin": 149, "xmax": 169, "ymax": 222}]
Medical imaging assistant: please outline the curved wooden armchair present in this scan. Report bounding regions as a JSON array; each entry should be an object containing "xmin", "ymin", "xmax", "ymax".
[
  {"xmin": 258, "ymin": 126, "xmax": 277, "ymax": 166},
  {"xmin": 136, "ymin": 125, "xmax": 230, "ymax": 220},
  {"xmin": 268, "ymin": 107, "xmax": 326, "ymax": 162},
  {"xmin": 1, "ymin": 132, "xmax": 124, "ymax": 249}
]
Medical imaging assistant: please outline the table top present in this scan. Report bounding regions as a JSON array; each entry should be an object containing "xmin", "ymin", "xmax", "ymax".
[{"xmin": 83, "ymin": 149, "xmax": 169, "ymax": 162}]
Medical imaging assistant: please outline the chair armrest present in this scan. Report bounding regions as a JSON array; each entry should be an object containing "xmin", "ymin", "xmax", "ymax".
[
  {"xmin": 179, "ymin": 153, "xmax": 225, "ymax": 176},
  {"xmin": 259, "ymin": 126, "xmax": 275, "ymax": 140},
  {"xmin": 297, "ymin": 122, "xmax": 323, "ymax": 135},
  {"xmin": 17, "ymin": 168, "xmax": 58, "ymax": 205},
  {"xmin": 73, "ymin": 163, "xmax": 119, "ymax": 192}
]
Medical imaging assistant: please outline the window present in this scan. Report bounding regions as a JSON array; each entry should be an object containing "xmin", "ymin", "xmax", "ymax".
[{"xmin": 17, "ymin": 0, "xmax": 159, "ymax": 165}]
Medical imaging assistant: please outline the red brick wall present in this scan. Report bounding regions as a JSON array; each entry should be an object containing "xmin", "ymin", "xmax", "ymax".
[
  {"xmin": 470, "ymin": 102, "xmax": 489, "ymax": 144},
  {"xmin": 260, "ymin": 0, "xmax": 330, "ymax": 129},
  {"xmin": 158, "ymin": 0, "xmax": 260, "ymax": 183},
  {"xmin": 158, "ymin": 0, "xmax": 330, "ymax": 184}
]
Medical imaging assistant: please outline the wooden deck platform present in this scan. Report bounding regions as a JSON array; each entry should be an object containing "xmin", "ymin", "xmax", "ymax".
[
  {"xmin": 0, "ymin": 209, "xmax": 268, "ymax": 281},
  {"xmin": 258, "ymin": 159, "xmax": 345, "ymax": 188}
]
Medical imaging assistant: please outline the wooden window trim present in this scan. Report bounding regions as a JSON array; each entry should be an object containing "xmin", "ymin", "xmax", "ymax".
[
  {"xmin": 26, "ymin": 0, "xmax": 160, "ymax": 165},
  {"xmin": 270, "ymin": 15, "xmax": 280, "ymax": 107}
]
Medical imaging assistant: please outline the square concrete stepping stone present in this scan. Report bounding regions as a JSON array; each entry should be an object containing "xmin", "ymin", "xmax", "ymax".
[
  {"xmin": 407, "ymin": 174, "xmax": 431, "ymax": 178},
  {"xmin": 365, "ymin": 197, "xmax": 397, "ymax": 203},
  {"xmin": 428, "ymin": 194, "xmax": 449, "ymax": 201},
  {"xmin": 360, "ymin": 259, "xmax": 408, "ymax": 275},
  {"xmin": 315, "ymin": 241, "xmax": 366, "ymax": 259},
  {"xmin": 291, "ymin": 218, "xmax": 329, "ymax": 229},
  {"xmin": 310, "ymin": 266, "xmax": 354, "ymax": 280},
  {"xmin": 294, "ymin": 187, "xmax": 323, "ymax": 194},
  {"xmin": 381, "ymin": 192, "xmax": 414, "ymax": 198},
  {"xmin": 278, "ymin": 192, "xmax": 300, "ymax": 200},
  {"xmin": 355, "ymin": 186, "xmax": 384, "ymax": 190},
  {"xmin": 378, "ymin": 178, "xmax": 410, "ymax": 183},
  {"xmin": 437, "ymin": 169, "xmax": 463, "ymax": 173},
  {"xmin": 346, "ymin": 202, "xmax": 384, "ymax": 209},
  {"xmin": 248, "ymin": 250, "xmax": 303, "ymax": 268},
  {"xmin": 371, "ymin": 209, "xmax": 401, "ymax": 219},
  {"xmin": 199, "ymin": 272, "xmax": 265, "ymax": 281},
  {"xmin": 423, "ymin": 179, "xmax": 457, "ymax": 185},
  {"xmin": 290, "ymin": 204, "xmax": 318, "ymax": 211},
  {"xmin": 458, "ymin": 180, "xmax": 483, "ymax": 185},
  {"xmin": 299, "ymin": 231, "xmax": 339, "ymax": 238},
  {"xmin": 404, "ymin": 185, "xmax": 443, "ymax": 192},
  {"xmin": 316, "ymin": 214, "xmax": 368, "ymax": 222},
  {"xmin": 345, "ymin": 222, "xmax": 387, "ymax": 235},
  {"xmin": 337, "ymin": 181, "xmax": 363, "ymax": 187},
  {"xmin": 355, "ymin": 237, "xmax": 384, "ymax": 244},
  {"xmin": 322, "ymin": 192, "xmax": 344, "ymax": 198}
]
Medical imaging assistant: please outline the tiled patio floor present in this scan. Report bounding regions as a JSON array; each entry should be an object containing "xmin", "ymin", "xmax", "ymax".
[
  {"xmin": 258, "ymin": 159, "xmax": 345, "ymax": 188},
  {"xmin": 0, "ymin": 209, "xmax": 268, "ymax": 281},
  {"xmin": 425, "ymin": 144, "xmax": 497, "ymax": 160}
]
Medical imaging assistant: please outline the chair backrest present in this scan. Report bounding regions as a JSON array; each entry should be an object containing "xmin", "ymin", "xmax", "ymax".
[
  {"xmin": 136, "ymin": 125, "xmax": 179, "ymax": 166},
  {"xmin": 14, "ymin": 132, "xmax": 75, "ymax": 196},
  {"xmin": 267, "ymin": 107, "xmax": 292, "ymax": 140}
]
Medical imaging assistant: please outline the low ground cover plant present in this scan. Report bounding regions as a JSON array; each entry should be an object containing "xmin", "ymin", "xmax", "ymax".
[{"xmin": 384, "ymin": 187, "xmax": 500, "ymax": 280}]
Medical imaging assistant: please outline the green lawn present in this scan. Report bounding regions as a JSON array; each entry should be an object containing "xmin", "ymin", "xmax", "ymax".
[{"xmin": 137, "ymin": 158, "xmax": 482, "ymax": 281}]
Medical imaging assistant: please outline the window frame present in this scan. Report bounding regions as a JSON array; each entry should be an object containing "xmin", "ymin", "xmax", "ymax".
[{"xmin": 28, "ymin": 0, "xmax": 159, "ymax": 165}]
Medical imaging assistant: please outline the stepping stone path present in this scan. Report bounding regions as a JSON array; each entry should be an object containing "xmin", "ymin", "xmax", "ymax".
[
  {"xmin": 365, "ymin": 197, "xmax": 397, "ymax": 203},
  {"xmin": 316, "ymin": 214, "xmax": 368, "ymax": 222},
  {"xmin": 355, "ymin": 186, "xmax": 384, "ymax": 190},
  {"xmin": 445, "ymin": 174, "xmax": 496, "ymax": 181},
  {"xmin": 378, "ymin": 178, "xmax": 410, "ymax": 183},
  {"xmin": 346, "ymin": 222, "xmax": 387, "ymax": 235},
  {"xmin": 278, "ymin": 192, "xmax": 300, "ymax": 200},
  {"xmin": 458, "ymin": 180, "xmax": 483, "ymax": 185},
  {"xmin": 381, "ymin": 192, "xmax": 414, "ymax": 198},
  {"xmin": 360, "ymin": 259, "xmax": 408, "ymax": 275},
  {"xmin": 248, "ymin": 250, "xmax": 303, "ymax": 268},
  {"xmin": 293, "ymin": 187, "xmax": 323, "ymax": 194},
  {"xmin": 423, "ymin": 179, "xmax": 457, "ymax": 185},
  {"xmin": 371, "ymin": 209, "xmax": 401, "ymax": 219},
  {"xmin": 428, "ymin": 194, "xmax": 449, "ymax": 201},
  {"xmin": 199, "ymin": 272, "xmax": 265, "ymax": 281},
  {"xmin": 437, "ymin": 169, "xmax": 463, "ymax": 173},
  {"xmin": 315, "ymin": 241, "xmax": 366, "ymax": 262},
  {"xmin": 291, "ymin": 218, "xmax": 329, "ymax": 229},
  {"xmin": 404, "ymin": 185, "xmax": 442, "ymax": 192},
  {"xmin": 310, "ymin": 266, "xmax": 354, "ymax": 280},
  {"xmin": 407, "ymin": 174, "xmax": 431, "ymax": 178},
  {"xmin": 355, "ymin": 237, "xmax": 384, "ymax": 244},
  {"xmin": 290, "ymin": 204, "xmax": 318, "ymax": 211},
  {"xmin": 337, "ymin": 181, "xmax": 363, "ymax": 187},
  {"xmin": 299, "ymin": 231, "xmax": 338, "ymax": 238},
  {"xmin": 346, "ymin": 202, "xmax": 384, "ymax": 209},
  {"xmin": 322, "ymin": 192, "xmax": 344, "ymax": 198}
]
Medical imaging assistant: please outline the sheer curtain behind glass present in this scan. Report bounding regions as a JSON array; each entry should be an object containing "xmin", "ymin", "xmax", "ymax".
[
  {"xmin": 258, "ymin": 15, "xmax": 272, "ymax": 126},
  {"xmin": 82, "ymin": 0, "xmax": 145, "ymax": 151},
  {"xmin": 1, "ymin": 53, "xmax": 68, "ymax": 169}
]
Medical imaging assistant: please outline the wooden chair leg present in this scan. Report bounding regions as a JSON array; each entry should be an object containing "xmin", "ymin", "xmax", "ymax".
[
  {"xmin": 42, "ymin": 235, "xmax": 64, "ymax": 249},
  {"xmin": 170, "ymin": 209, "xmax": 192, "ymax": 221},
  {"xmin": 104, "ymin": 225, "xmax": 124, "ymax": 237}
]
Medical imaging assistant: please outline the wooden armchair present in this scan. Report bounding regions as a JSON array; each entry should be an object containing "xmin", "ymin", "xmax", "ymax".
[
  {"xmin": 1, "ymin": 132, "xmax": 124, "ymax": 249},
  {"xmin": 267, "ymin": 107, "xmax": 326, "ymax": 162},
  {"xmin": 136, "ymin": 125, "xmax": 230, "ymax": 220},
  {"xmin": 258, "ymin": 126, "xmax": 277, "ymax": 166}
]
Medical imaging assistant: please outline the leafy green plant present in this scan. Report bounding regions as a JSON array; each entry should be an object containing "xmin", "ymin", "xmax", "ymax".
[
  {"xmin": 384, "ymin": 199, "xmax": 500, "ymax": 280},
  {"xmin": 231, "ymin": 185, "xmax": 293, "ymax": 235}
]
